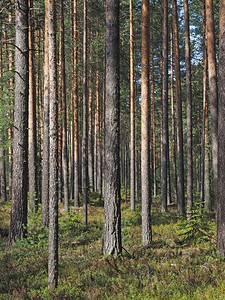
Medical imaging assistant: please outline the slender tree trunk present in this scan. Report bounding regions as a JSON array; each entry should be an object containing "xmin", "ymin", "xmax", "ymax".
[
  {"xmin": 88, "ymin": 66, "xmax": 94, "ymax": 191},
  {"xmin": 205, "ymin": 0, "xmax": 218, "ymax": 203},
  {"xmin": 184, "ymin": 0, "xmax": 193, "ymax": 219},
  {"xmin": 130, "ymin": 0, "xmax": 135, "ymax": 211},
  {"xmin": 73, "ymin": 0, "xmax": 79, "ymax": 207},
  {"xmin": 28, "ymin": 0, "xmax": 38, "ymax": 212},
  {"xmin": 102, "ymin": 0, "xmax": 122, "ymax": 256},
  {"xmin": 42, "ymin": 0, "xmax": 50, "ymax": 227},
  {"xmin": 161, "ymin": 0, "xmax": 168, "ymax": 213},
  {"xmin": 8, "ymin": 0, "xmax": 29, "ymax": 244},
  {"xmin": 217, "ymin": 0, "xmax": 225, "ymax": 255},
  {"xmin": 48, "ymin": 0, "xmax": 58, "ymax": 288},
  {"xmin": 172, "ymin": 0, "xmax": 185, "ymax": 215},
  {"xmin": 141, "ymin": 0, "xmax": 152, "ymax": 246},
  {"xmin": 60, "ymin": 0, "xmax": 69, "ymax": 211},
  {"xmin": 82, "ymin": 0, "xmax": 88, "ymax": 225}
]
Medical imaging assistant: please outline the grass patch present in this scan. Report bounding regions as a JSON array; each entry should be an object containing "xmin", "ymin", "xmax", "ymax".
[{"xmin": 0, "ymin": 196, "xmax": 224, "ymax": 299}]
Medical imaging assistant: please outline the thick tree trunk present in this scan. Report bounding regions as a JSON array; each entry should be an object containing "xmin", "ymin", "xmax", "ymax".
[
  {"xmin": 205, "ymin": 0, "xmax": 218, "ymax": 203},
  {"xmin": 8, "ymin": 0, "xmax": 29, "ymax": 244},
  {"xmin": 184, "ymin": 0, "xmax": 193, "ymax": 219},
  {"xmin": 161, "ymin": 0, "xmax": 168, "ymax": 213},
  {"xmin": 217, "ymin": 0, "xmax": 225, "ymax": 255},
  {"xmin": 48, "ymin": 0, "xmax": 58, "ymax": 288},
  {"xmin": 141, "ymin": 0, "xmax": 152, "ymax": 246},
  {"xmin": 172, "ymin": 0, "xmax": 185, "ymax": 216},
  {"xmin": 102, "ymin": 0, "xmax": 122, "ymax": 256},
  {"xmin": 42, "ymin": 1, "xmax": 50, "ymax": 227}
]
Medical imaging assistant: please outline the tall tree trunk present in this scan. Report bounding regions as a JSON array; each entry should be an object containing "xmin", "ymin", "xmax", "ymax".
[
  {"xmin": 102, "ymin": 0, "xmax": 122, "ymax": 256},
  {"xmin": 82, "ymin": 0, "xmax": 88, "ymax": 225},
  {"xmin": 28, "ymin": 0, "xmax": 38, "ymax": 212},
  {"xmin": 60, "ymin": 0, "xmax": 69, "ymax": 211},
  {"xmin": 130, "ymin": 0, "xmax": 135, "ymax": 211},
  {"xmin": 205, "ymin": 0, "xmax": 218, "ymax": 203},
  {"xmin": 217, "ymin": 0, "xmax": 225, "ymax": 255},
  {"xmin": 172, "ymin": 0, "xmax": 185, "ymax": 216},
  {"xmin": 73, "ymin": 0, "xmax": 79, "ymax": 207},
  {"xmin": 184, "ymin": 0, "xmax": 193, "ymax": 219},
  {"xmin": 141, "ymin": 0, "xmax": 152, "ymax": 246},
  {"xmin": 161, "ymin": 0, "xmax": 168, "ymax": 213},
  {"xmin": 42, "ymin": 0, "xmax": 50, "ymax": 227},
  {"xmin": 8, "ymin": 0, "xmax": 29, "ymax": 244},
  {"xmin": 88, "ymin": 65, "xmax": 94, "ymax": 191},
  {"xmin": 48, "ymin": 0, "xmax": 58, "ymax": 288}
]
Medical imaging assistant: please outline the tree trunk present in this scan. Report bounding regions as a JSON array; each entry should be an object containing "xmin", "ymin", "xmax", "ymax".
[
  {"xmin": 141, "ymin": 0, "xmax": 152, "ymax": 246},
  {"xmin": 102, "ymin": 0, "xmax": 122, "ymax": 256},
  {"xmin": 82, "ymin": 0, "xmax": 88, "ymax": 225},
  {"xmin": 42, "ymin": 0, "xmax": 50, "ymax": 227},
  {"xmin": 88, "ymin": 66, "xmax": 94, "ymax": 191},
  {"xmin": 217, "ymin": 0, "xmax": 225, "ymax": 255},
  {"xmin": 130, "ymin": 0, "xmax": 135, "ymax": 211},
  {"xmin": 8, "ymin": 0, "xmax": 29, "ymax": 244},
  {"xmin": 184, "ymin": 0, "xmax": 193, "ymax": 219},
  {"xmin": 28, "ymin": 0, "xmax": 38, "ymax": 213},
  {"xmin": 161, "ymin": 0, "xmax": 168, "ymax": 213},
  {"xmin": 60, "ymin": 0, "xmax": 69, "ymax": 211},
  {"xmin": 48, "ymin": 0, "xmax": 58, "ymax": 288},
  {"xmin": 205, "ymin": 0, "xmax": 218, "ymax": 203},
  {"xmin": 172, "ymin": 0, "xmax": 185, "ymax": 216}
]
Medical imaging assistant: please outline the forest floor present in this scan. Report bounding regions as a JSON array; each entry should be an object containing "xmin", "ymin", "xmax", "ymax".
[{"xmin": 0, "ymin": 192, "xmax": 225, "ymax": 299}]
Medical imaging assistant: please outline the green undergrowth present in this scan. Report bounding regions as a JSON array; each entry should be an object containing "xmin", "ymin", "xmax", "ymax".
[{"xmin": 0, "ymin": 197, "xmax": 224, "ymax": 299}]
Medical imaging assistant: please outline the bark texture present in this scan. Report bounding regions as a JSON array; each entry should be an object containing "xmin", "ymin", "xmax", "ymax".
[
  {"xmin": 8, "ymin": 0, "xmax": 29, "ymax": 244},
  {"xmin": 141, "ymin": 0, "xmax": 152, "ymax": 246},
  {"xmin": 102, "ymin": 0, "xmax": 122, "ymax": 256}
]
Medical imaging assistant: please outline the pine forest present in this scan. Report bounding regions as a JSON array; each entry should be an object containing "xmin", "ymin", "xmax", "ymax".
[{"xmin": 0, "ymin": 0, "xmax": 225, "ymax": 298}]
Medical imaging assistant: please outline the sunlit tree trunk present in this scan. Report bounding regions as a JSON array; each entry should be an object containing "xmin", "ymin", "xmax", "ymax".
[
  {"xmin": 8, "ymin": 0, "xmax": 29, "ymax": 244},
  {"xmin": 172, "ymin": 0, "xmax": 185, "ymax": 215},
  {"xmin": 102, "ymin": 0, "xmax": 122, "ymax": 256},
  {"xmin": 205, "ymin": 0, "xmax": 218, "ymax": 202},
  {"xmin": 141, "ymin": 0, "xmax": 152, "ymax": 246}
]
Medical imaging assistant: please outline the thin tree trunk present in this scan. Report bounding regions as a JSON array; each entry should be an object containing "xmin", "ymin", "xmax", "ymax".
[
  {"xmin": 130, "ymin": 0, "xmax": 135, "ymax": 211},
  {"xmin": 88, "ymin": 66, "xmax": 94, "ymax": 191},
  {"xmin": 161, "ymin": 0, "xmax": 168, "ymax": 213},
  {"xmin": 60, "ymin": 0, "xmax": 69, "ymax": 211},
  {"xmin": 102, "ymin": 0, "xmax": 122, "ymax": 256},
  {"xmin": 28, "ymin": 0, "xmax": 38, "ymax": 213},
  {"xmin": 82, "ymin": 0, "xmax": 88, "ymax": 225},
  {"xmin": 42, "ymin": 0, "xmax": 50, "ymax": 227},
  {"xmin": 205, "ymin": 0, "xmax": 218, "ymax": 203},
  {"xmin": 8, "ymin": 0, "xmax": 29, "ymax": 244},
  {"xmin": 172, "ymin": 0, "xmax": 185, "ymax": 215},
  {"xmin": 217, "ymin": 0, "xmax": 225, "ymax": 255},
  {"xmin": 48, "ymin": 0, "xmax": 58, "ymax": 288},
  {"xmin": 141, "ymin": 0, "xmax": 152, "ymax": 246},
  {"xmin": 184, "ymin": 0, "xmax": 193, "ymax": 219}
]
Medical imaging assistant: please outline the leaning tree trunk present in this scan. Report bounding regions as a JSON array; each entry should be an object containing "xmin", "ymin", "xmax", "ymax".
[
  {"xmin": 8, "ymin": 0, "xmax": 29, "ymax": 245},
  {"xmin": 141, "ymin": 0, "xmax": 152, "ymax": 246},
  {"xmin": 47, "ymin": 0, "xmax": 58, "ymax": 288},
  {"xmin": 102, "ymin": 0, "xmax": 122, "ymax": 256}
]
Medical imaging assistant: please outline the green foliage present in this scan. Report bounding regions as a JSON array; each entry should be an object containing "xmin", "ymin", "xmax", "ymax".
[{"xmin": 178, "ymin": 204, "xmax": 212, "ymax": 246}]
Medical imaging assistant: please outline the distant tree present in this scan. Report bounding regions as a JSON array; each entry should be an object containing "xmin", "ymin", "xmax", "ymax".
[
  {"xmin": 141, "ymin": 0, "xmax": 152, "ymax": 246},
  {"xmin": 102, "ymin": 0, "xmax": 122, "ymax": 256},
  {"xmin": 8, "ymin": 0, "xmax": 29, "ymax": 244}
]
